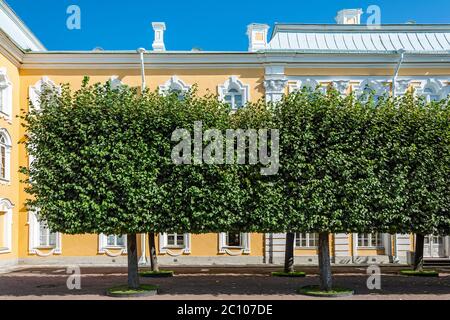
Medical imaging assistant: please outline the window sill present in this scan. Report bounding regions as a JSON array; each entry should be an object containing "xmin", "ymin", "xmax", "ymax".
[
  {"xmin": 164, "ymin": 246, "xmax": 186, "ymax": 249},
  {"xmin": 104, "ymin": 246, "xmax": 126, "ymax": 250},
  {"xmin": 34, "ymin": 246, "xmax": 56, "ymax": 249},
  {"xmin": 357, "ymin": 246, "xmax": 384, "ymax": 250},
  {"xmin": 295, "ymin": 246, "xmax": 318, "ymax": 249},
  {"xmin": 223, "ymin": 246, "xmax": 244, "ymax": 249}
]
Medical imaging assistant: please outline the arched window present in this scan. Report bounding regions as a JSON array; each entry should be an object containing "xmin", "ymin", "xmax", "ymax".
[
  {"xmin": 218, "ymin": 76, "xmax": 250, "ymax": 110},
  {"xmin": 0, "ymin": 129, "xmax": 11, "ymax": 182},
  {"xmin": 419, "ymin": 79, "xmax": 444, "ymax": 102},
  {"xmin": 159, "ymin": 76, "xmax": 191, "ymax": 100},
  {"xmin": 0, "ymin": 68, "xmax": 12, "ymax": 119},
  {"xmin": 0, "ymin": 198, "xmax": 14, "ymax": 254}
]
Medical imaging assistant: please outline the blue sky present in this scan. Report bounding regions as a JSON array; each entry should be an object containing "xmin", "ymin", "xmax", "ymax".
[{"xmin": 6, "ymin": 0, "xmax": 450, "ymax": 51}]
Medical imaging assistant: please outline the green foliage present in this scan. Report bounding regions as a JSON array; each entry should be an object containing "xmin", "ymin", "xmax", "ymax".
[
  {"xmin": 297, "ymin": 285, "xmax": 354, "ymax": 296},
  {"xmin": 399, "ymin": 270, "xmax": 439, "ymax": 277},
  {"xmin": 272, "ymin": 88, "xmax": 450, "ymax": 235},
  {"xmin": 21, "ymin": 78, "xmax": 450, "ymax": 237},
  {"xmin": 139, "ymin": 270, "xmax": 174, "ymax": 277}
]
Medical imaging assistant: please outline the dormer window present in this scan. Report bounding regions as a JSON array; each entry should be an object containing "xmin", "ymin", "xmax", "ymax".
[{"xmin": 218, "ymin": 76, "xmax": 250, "ymax": 110}]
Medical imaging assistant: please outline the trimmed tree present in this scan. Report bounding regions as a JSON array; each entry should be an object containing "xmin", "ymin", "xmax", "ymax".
[{"xmin": 21, "ymin": 78, "xmax": 161, "ymax": 289}]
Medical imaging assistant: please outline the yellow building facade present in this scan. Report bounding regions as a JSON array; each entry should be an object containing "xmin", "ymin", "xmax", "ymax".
[{"xmin": 1, "ymin": 2, "xmax": 449, "ymax": 268}]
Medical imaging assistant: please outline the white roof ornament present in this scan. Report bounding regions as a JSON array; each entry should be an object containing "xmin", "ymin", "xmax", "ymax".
[
  {"xmin": 247, "ymin": 23, "xmax": 269, "ymax": 52},
  {"xmin": 152, "ymin": 22, "xmax": 166, "ymax": 51}
]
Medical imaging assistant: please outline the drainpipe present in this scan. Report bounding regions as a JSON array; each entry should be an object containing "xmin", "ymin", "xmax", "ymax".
[
  {"xmin": 392, "ymin": 49, "xmax": 406, "ymax": 97},
  {"xmin": 137, "ymin": 48, "xmax": 147, "ymax": 265},
  {"xmin": 137, "ymin": 48, "xmax": 147, "ymax": 93}
]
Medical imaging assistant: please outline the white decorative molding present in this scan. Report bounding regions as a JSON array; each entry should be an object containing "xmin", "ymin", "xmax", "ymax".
[
  {"xmin": 355, "ymin": 79, "xmax": 389, "ymax": 99},
  {"xmin": 0, "ymin": 198, "xmax": 14, "ymax": 254},
  {"xmin": 159, "ymin": 76, "xmax": 191, "ymax": 96},
  {"xmin": 218, "ymin": 233, "xmax": 251, "ymax": 255},
  {"xmin": 159, "ymin": 233, "xmax": 191, "ymax": 256},
  {"xmin": 0, "ymin": 128, "xmax": 12, "ymax": 182},
  {"xmin": 28, "ymin": 210, "xmax": 62, "ymax": 256},
  {"xmin": 28, "ymin": 76, "xmax": 60, "ymax": 110},
  {"xmin": 417, "ymin": 78, "xmax": 448, "ymax": 101},
  {"xmin": 0, "ymin": 67, "xmax": 12, "ymax": 120},
  {"xmin": 264, "ymin": 65, "xmax": 287, "ymax": 103},
  {"xmin": 394, "ymin": 79, "xmax": 411, "ymax": 96},
  {"xmin": 335, "ymin": 8, "xmax": 363, "ymax": 25},
  {"xmin": 332, "ymin": 80, "xmax": 350, "ymax": 95},
  {"xmin": 98, "ymin": 234, "xmax": 127, "ymax": 257},
  {"xmin": 218, "ymin": 76, "xmax": 250, "ymax": 109}
]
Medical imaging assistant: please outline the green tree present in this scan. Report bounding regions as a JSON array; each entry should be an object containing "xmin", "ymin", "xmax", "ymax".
[{"xmin": 21, "ymin": 78, "xmax": 162, "ymax": 289}]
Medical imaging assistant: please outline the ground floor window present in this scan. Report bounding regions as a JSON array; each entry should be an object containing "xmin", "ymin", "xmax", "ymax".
[
  {"xmin": 159, "ymin": 233, "xmax": 191, "ymax": 254},
  {"xmin": 166, "ymin": 233, "xmax": 185, "ymax": 248},
  {"xmin": 28, "ymin": 211, "xmax": 62, "ymax": 255},
  {"xmin": 106, "ymin": 234, "xmax": 126, "ymax": 247},
  {"xmin": 38, "ymin": 221, "xmax": 57, "ymax": 247},
  {"xmin": 0, "ymin": 199, "xmax": 13, "ymax": 253},
  {"xmin": 358, "ymin": 233, "xmax": 383, "ymax": 248},
  {"xmin": 226, "ymin": 232, "xmax": 242, "ymax": 247},
  {"xmin": 295, "ymin": 233, "xmax": 318, "ymax": 248}
]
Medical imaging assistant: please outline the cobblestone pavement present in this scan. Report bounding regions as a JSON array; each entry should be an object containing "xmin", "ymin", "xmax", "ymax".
[{"xmin": 0, "ymin": 266, "xmax": 449, "ymax": 300}]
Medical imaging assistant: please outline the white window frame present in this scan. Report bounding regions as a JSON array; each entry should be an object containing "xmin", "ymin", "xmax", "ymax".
[
  {"xmin": 218, "ymin": 76, "xmax": 250, "ymax": 110},
  {"xmin": 0, "ymin": 67, "xmax": 12, "ymax": 120},
  {"xmin": 295, "ymin": 232, "xmax": 318, "ymax": 248},
  {"xmin": 0, "ymin": 128, "xmax": 11, "ymax": 183},
  {"xmin": 357, "ymin": 233, "xmax": 384, "ymax": 249},
  {"xmin": 159, "ymin": 76, "xmax": 191, "ymax": 98},
  {"xmin": 98, "ymin": 234, "xmax": 127, "ymax": 257},
  {"xmin": 219, "ymin": 232, "xmax": 250, "ymax": 255},
  {"xmin": 159, "ymin": 232, "xmax": 191, "ymax": 255},
  {"xmin": 418, "ymin": 79, "xmax": 446, "ymax": 102},
  {"xmin": 28, "ymin": 210, "xmax": 62, "ymax": 256},
  {"xmin": 0, "ymin": 198, "xmax": 14, "ymax": 254},
  {"xmin": 29, "ymin": 76, "xmax": 60, "ymax": 111}
]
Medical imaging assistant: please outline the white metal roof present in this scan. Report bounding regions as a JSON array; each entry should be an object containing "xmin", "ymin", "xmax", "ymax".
[{"xmin": 267, "ymin": 24, "xmax": 450, "ymax": 53}]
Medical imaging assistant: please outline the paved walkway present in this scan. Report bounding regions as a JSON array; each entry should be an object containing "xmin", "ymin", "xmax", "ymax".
[{"xmin": 0, "ymin": 266, "xmax": 449, "ymax": 300}]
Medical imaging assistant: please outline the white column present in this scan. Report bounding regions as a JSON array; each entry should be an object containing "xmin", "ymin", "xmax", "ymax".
[{"xmin": 264, "ymin": 65, "xmax": 287, "ymax": 103}]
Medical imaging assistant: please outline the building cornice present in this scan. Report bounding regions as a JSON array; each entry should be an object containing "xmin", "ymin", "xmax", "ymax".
[
  {"xmin": 0, "ymin": 29, "xmax": 25, "ymax": 67},
  {"xmin": 19, "ymin": 51, "xmax": 450, "ymax": 70}
]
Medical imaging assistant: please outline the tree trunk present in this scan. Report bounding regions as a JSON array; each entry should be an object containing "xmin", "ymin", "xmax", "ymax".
[
  {"xmin": 413, "ymin": 234, "xmax": 425, "ymax": 272},
  {"xmin": 318, "ymin": 232, "xmax": 332, "ymax": 291},
  {"xmin": 284, "ymin": 232, "xmax": 295, "ymax": 273},
  {"xmin": 127, "ymin": 234, "xmax": 140, "ymax": 289},
  {"xmin": 148, "ymin": 232, "xmax": 159, "ymax": 272}
]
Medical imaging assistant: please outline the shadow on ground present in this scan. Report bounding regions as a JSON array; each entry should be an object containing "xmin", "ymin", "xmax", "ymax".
[{"xmin": 0, "ymin": 266, "xmax": 449, "ymax": 299}]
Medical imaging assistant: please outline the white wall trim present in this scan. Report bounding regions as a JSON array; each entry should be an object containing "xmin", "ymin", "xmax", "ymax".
[{"xmin": 98, "ymin": 234, "xmax": 127, "ymax": 257}]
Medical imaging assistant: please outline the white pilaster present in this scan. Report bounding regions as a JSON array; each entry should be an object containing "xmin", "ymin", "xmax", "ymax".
[
  {"xmin": 152, "ymin": 22, "xmax": 166, "ymax": 51},
  {"xmin": 264, "ymin": 65, "xmax": 287, "ymax": 103}
]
